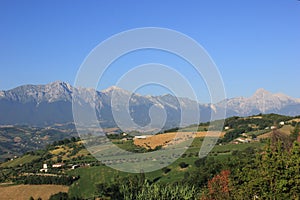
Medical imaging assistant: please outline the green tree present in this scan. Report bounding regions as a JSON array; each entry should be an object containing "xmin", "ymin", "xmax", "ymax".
[
  {"xmin": 290, "ymin": 123, "xmax": 300, "ymax": 142},
  {"xmin": 179, "ymin": 162, "xmax": 189, "ymax": 169},
  {"xmin": 49, "ymin": 192, "xmax": 68, "ymax": 200},
  {"xmin": 232, "ymin": 140, "xmax": 300, "ymax": 199}
]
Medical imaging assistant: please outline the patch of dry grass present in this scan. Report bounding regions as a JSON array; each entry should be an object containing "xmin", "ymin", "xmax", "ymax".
[
  {"xmin": 0, "ymin": 184, "xmax": 69, "ymax": 200},
  {"xmin": 50, "ymin": 146, "xmax": 67, "ymax": 155},
  {"xmin": 134, "ymin": 131, "xmax": 225, "ymax": 149},
  {"xmin": 258, "ymin": 125, "xmax": 294, "ymax": 139}
]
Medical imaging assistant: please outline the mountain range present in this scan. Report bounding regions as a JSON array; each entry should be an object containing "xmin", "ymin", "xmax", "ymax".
[{"xmin": 1, "ymin": 81, "xmax": 300, "ymax": 129}]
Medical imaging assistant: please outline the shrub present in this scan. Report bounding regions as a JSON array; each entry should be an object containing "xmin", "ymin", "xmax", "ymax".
[
  {"xmin": 49, "ymin": 192, "xmax": 68, "ymax": 200},
  {"xmin": 179, "ymin": 162, "xmax": 189, "ymax": 169},
  {"xmin": 162, "ymin": 167, "xmax": 171, "ymax": 174}
]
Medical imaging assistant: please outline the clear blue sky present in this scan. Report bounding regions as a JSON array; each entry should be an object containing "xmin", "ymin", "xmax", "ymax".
[{"xmin": 0, "ymin": 0, "xmax": 299, "ymax": 102}]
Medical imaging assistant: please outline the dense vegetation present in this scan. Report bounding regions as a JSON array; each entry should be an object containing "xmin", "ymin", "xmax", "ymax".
[{"xmin": 14, "ymin": 174, "xmax": 79, "ymax": 185}]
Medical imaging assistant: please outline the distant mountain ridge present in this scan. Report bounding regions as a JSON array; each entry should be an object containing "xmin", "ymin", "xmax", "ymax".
[
  {"xmin": 0, "ymin": 81, "xmax": 300, "ymax": 128},
  {"xmin": 217, "ymin": 88, "xmax": 300, "ymax": 117}
]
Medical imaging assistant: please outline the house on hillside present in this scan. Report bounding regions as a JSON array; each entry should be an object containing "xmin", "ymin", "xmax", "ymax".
[
  {"xmin": 52, "ymin": 163, "xmax": 65, "ymax": 168},
  {"xmin": 279, "ymin": 121, "xmax": 285, "ymax": 126},
  {"xmin": 133, "ymin": 135, "xmax": 148, "ymax": 139},
  {"xmin": 71, "ymin": 164, "xmax": 80, "ymax": 169},
  {"xmin": 235, "ymin": 138, "xmax": 250, "ymax": 143},
  {"xmin": 40, "ymin": 163, "xmax": 48, "ymax": 172}
]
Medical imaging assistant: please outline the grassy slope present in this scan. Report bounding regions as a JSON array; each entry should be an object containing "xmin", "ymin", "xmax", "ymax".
[
  {"xmin": 1, "ymin": 154, "xmax": 40, "ymax": 168},
  {"xmin": 67, "ymin": 139, "xmax": 264, "ymax": 199},
  {"xmin": 259, "ymin": 125, "xmax": 295, "ymax": 139}
]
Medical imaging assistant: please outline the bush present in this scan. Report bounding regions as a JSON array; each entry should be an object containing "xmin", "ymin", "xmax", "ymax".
[
  {"xmin": 194, "ymin": 157, "xmax": 206, "ymax": 168},
  {"xmin": 97, "ymin": 179, "xmax": 200, "ymax": 200},
  {"xmin": 49, "ymin": 192, "xmax": 68, "ymax": 200},
  {"xmin": 179, "ymin": 162, "xmax": 189, "ymax": 169},
  {"xmin": 162, "ymin": 167, "xmax": 171, "ymax": 174},
  {"xmin": 14, "ymin": 175, "xmax": 79, "ymax": 186}
]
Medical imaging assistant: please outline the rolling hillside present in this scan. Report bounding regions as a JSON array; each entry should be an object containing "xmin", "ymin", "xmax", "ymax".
[{"xmin": 0, "ymin": 114, "xmax": 299, "ymax": 199}]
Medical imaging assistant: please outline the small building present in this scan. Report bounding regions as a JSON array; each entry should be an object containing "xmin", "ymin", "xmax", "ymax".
[
  {"xmin": 271, "ymin": 126, "xmax": 277, "ymax": 130},
  {"xmin": 235, "ymin": 138, "xmax": 250, "ymax": 143},
  {"xmin": 71, "ymin": 164, "xmax": 80, "ymax": 170},
  {"xmin": 279, "ymin": 121, "xmax": 285, "ymax": 126},
  {"xmin": 52, "ymin": 163, "xmax": 65, "ymax": 168},
  {"xmin": 40, "ymin": 163, "xmax": 48, "ymax": 172},
  {"xmin": 224, "ymin": 126, "xmax": 230, "ymax": 130},
  {"xmin": 134, "ymin": 135, "xmax": 148, "ymax": 139}
]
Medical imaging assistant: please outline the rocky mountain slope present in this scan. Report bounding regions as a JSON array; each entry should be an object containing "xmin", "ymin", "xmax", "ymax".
[
  {"xmin": 217, "ymin": 88, "xmax": 300, "ymax": 117},
  {"xmin": 0, "ymin": 81, "xmax": 299, "ymax": 128}
]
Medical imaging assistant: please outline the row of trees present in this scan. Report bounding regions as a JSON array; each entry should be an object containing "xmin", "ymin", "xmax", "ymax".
[{"xmin": 14, "ymin": 175, "xmax": 79, "ymax": 186}]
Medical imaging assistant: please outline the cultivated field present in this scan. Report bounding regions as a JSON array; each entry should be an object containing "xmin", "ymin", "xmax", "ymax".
[
  {"xmin": 1, "ymin": 155, "xmax": 40, "ymax": 168},
  {"xmin": 0, "ymin": 184, "xmax": 69, "ymax": 200},
  {"xmin": 258, "ymin": 125, "xmax": 293, "ymax": 139},
  {"xmin": 134, "ymin": 131, "xmax": 225, "ymax": 149}
]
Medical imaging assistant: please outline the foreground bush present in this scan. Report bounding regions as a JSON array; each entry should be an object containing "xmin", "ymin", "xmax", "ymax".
[{"xmin": 97, "ymin": 175, "xmax": 200, "ymax": 200}]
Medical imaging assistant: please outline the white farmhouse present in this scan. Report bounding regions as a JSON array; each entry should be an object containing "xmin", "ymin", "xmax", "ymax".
[
  {"xmin": 279, "ymin": 121, "xmax": 285, "ymax": 126},
  {"xmin": 39, "ymin": 163, "xmax": 48, "ymax": 172},
  {"xmin": 134, "ymin": 135, "xmax": 148, "ymax": 139},
  {"xmin": 52, "ymin": 163, "xmax": 65, "ymax": 168}
]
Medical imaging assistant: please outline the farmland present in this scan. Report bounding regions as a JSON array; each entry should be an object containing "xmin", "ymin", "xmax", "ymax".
[
  {"xmin": 133, "ymin": 131, "xmax": 225, "ymax": 149},
  {"xmin": 0, "ymin": 114, "xmax": 299, "ymax": 199},
  {"xmin": 0, "ymin": 184, "xmax": 69, "ymax": 200},
  {"xmin": 67, "ymin": 139, "xmax": 264, "ymax": 199}
]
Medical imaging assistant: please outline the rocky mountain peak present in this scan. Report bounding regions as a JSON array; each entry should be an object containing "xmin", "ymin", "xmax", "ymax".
[
  {"xmin": 47, "ymin": 81, "xmax": 73, "ymax": 92},
  {"xmin": 1, "ymin": 82, "xmax": 300, "ymax": 126},
  {"xmin": 102, "ymin": 86, "xmax": 122, "ymax": 92},
  {"xmin": 253, "ymin": 88, "xmax": 272, "ymax": 97},
  {"xmin": 101, "ymin": 86, "xmax": 131, "ymax": 97}
]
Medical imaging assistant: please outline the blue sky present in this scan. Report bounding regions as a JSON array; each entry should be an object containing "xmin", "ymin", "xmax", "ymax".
[{"xmin": 0, "ymin": 0, "xmax": 299, "ymax": 102}]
